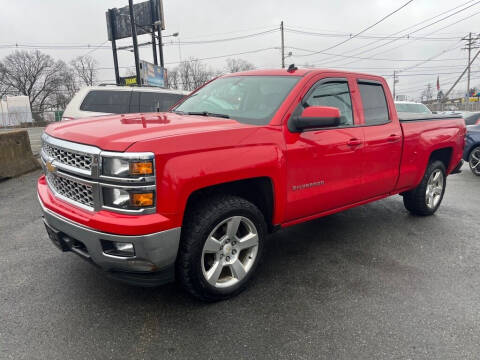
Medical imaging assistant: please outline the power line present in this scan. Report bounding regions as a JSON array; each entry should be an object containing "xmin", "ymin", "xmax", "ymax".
[
  {"xmin": 301, "ymin": 0, "xmax": 479, "ymax": 66},
  {"xmin": 288, "ymin": 46, "xmax": 466, "ymax": 63},
  {"xmin": 284, "ymin": 28, "xmax": 461, "ymax": 41},
  {"xmin": 295, "ymin": 0, "xmax": 414, "ymax": 58},
  {"xmin": 173, "ymin": 28, "xmax": 278, "ymax": 45}
]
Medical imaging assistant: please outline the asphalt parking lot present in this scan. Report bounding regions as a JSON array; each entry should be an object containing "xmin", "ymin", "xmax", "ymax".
[{"xmin": 1, "ymin": 166, "xmax": 479, "ymax": 360}]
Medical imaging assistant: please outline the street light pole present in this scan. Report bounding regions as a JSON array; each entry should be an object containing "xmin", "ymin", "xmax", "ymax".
[{"xmin": 280, "ymin": 21, "xmax": 285, "ymax": 69}]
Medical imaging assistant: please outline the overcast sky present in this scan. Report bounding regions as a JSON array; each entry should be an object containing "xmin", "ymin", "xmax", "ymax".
[{"xmin": 1, "ymin": 0, "xmax": 480, "ymax": 99}]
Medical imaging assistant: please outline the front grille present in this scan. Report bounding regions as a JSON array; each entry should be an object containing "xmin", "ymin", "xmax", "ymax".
[
  {"xmin": 47, "ymin": 173, "xmax": 94, "ymax": 208},
  {"xmin": 43, "ymin": 143, "xmax": 93, "ymax": 171}
]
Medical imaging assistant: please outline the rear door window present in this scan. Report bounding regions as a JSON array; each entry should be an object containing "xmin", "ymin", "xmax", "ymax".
[
  {"xmin": 138, "ymin": 92, "xmax": 185, "ymax": 113},
  {"xmin": 80, "ymin": 90, "xmax": 131, "ymax": 113},
  {"xmin": 358, "ymin": 82, "xmax": 390, "ymax": 125}
]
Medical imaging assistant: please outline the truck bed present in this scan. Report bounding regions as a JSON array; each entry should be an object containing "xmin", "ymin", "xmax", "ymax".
[{"xmin": 398, "ymin": 112, "xmax": 461, "ymax": 122}]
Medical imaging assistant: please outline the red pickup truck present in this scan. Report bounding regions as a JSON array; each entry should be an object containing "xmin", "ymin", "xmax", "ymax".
[{"xmin": 38, "ymin": 68, "xmax": 465, "ymax": 301}]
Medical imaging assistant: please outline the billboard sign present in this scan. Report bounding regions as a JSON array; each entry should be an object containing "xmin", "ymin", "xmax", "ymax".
[
  {"xmin": 106, "ymin": 0, "xmax": 164, "ymax": 41},
  {"xmin": 140, "ymin": 60, "xmax": 166, "ymax": 87},
  {"xmin": 120, "ymin": 76, "xmax": 138, "ymax": 86}
]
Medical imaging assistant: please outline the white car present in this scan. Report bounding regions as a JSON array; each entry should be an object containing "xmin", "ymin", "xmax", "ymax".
[
  {"xmin": 62, "ymin": 85, "xmax": 190, "ymax": 120},
  {"xmin": 394, "ymin": 101, "xmax": 432, "ymax": 114}
]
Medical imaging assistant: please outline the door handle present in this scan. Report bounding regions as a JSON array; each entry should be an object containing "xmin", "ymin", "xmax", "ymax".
[
  {"xmin": 347, "ymin": 138, "xmax": 362, "ymax": 146},
  {"xmin": 387, "ymin": 134, "xmax": 401, "ymax": 142}
]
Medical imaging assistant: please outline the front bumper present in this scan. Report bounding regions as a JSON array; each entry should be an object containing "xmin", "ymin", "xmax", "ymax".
[{"xmin": 39, "ymin": 194, "xmax": 181, "ymax": 286}]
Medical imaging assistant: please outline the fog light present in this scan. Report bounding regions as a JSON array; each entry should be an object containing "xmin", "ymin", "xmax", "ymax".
[
  {"xmin": 102, "ymin": 240, "xmax": 135, "ymax": 258},
  {"xmin": 130, "ymin": 192, "xmax": 154, "ymax": 207}
]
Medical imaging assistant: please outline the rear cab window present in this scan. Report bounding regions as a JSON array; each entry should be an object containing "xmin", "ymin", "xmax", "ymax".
[{"xmin": 357, "ymin": 81, "xmax": 390, "ymax": 125}]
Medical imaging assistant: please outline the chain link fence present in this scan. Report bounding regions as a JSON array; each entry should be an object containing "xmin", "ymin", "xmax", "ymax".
[
  {"xmin": 0, "ymin": 110, "xmax": 63, "ymax": 129},
  {"xmin": 426, "ymin": 101, "xmax": 480, "ymax": 113}
]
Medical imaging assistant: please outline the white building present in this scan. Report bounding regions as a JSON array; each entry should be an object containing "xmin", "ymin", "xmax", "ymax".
[{"xmin": 0, "ymin": 96, "xmax": 33, "ymax": 127}]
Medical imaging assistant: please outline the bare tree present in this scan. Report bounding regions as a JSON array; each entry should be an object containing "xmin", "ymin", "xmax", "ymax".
[
  {"xmin": 176, "ymin": 58, "xmax": 215, "ymax": 91},
  {"xmin": 421, "ymin": 83, "xmax": 433, "ymax": 101},
  {"xmin": 167, "ymin": 68, "xmax": 180, "ymax": 90},
  {"xmin": 0, "ymin": 63, "xmax": 11, "ymax": 98},
  {"xmin": 225, "ymin": 58, "xmax": 255, "ymax": 73},
  {"xmin": 1, "ymin": 50, "xmax": 67, "ymax": 112},
  {"xmin": 70, "ymin": 55, "xmax": 98, "ymax": 86},
  {"xmin": 55, "ymin": 66, "xmax": 79, "ymax": 109}
]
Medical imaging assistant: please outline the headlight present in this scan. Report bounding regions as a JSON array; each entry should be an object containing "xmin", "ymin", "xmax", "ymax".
[
  {"xmin": 101, "ymin": 152, "xmax": 155, "ymax": 179},
  {"xmin": 102, "ymin": 187, "xmax": 155, "ymax": 211}
]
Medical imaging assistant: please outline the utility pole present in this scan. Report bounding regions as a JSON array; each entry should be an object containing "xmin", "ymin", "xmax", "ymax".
[
  {"xmin": 281, "ymin": 21, "xmax": 285, "ymax": 69},
  {"xmin": 128, "ymin": 0, "xmax": 141, "ymax": 86},
  {"xmin": 462, "ymin": 32, "xmax": 480, "ymax": 96},
  {"xmin": 393, "ymin": 70, "xmax": 397, "ymax": 100},
  {"xmin": 444, "ymin": 48, "xmax": 480, "ymax": 100}
]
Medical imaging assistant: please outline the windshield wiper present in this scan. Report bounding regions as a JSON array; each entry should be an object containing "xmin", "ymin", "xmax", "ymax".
[{"xmin": 187, "ymin": 111, "xmax": 230, "ymax": 119}]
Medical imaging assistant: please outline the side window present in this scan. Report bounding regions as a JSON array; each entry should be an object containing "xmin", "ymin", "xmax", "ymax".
[
  {"xmin": 79, "ymin": 90, "xmax": 131, "ymax": 114},
  {"xmin": 303, "ymin": 81, "xmax": 354, "ymax": 126},
  {"xmin": 358, "ymin": 82, "xmax": 390, "ymax": 125},
  {"xmin": 138, "ymin": 92, "xmax": 186, "ymax": 113}
]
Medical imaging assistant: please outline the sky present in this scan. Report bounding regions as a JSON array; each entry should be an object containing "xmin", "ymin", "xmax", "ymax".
[{"xmin": 1, "ymin": 0, "xmax": 480, "ymax": 100}]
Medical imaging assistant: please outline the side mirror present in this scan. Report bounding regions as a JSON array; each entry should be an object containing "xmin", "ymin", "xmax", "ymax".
[{"xmin": 291, "ymin": 106, "xmax": 341, "ymax": 132}]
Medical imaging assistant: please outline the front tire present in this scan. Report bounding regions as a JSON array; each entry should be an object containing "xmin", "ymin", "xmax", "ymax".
[
  {"xmin": 468, "ymin": 146, "xmax": 480, "ymax": 176},
  {"xmin": 176, "ymin": 195, "xmax": 266, "ymax": 301},
  {"xmin": 403, "ymin": 160, "xmax": 446, "ymax": 216}
]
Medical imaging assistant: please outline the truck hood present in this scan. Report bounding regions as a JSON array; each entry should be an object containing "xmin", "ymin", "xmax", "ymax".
[{"xmin": 46, "ymin": 112, "xmax": 253, "ymax": 151}]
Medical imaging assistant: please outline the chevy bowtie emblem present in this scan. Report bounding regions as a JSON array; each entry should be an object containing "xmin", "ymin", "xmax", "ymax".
[{"xmin": 46, "ymin": 160, "xmax": 57, "ymax": 173}]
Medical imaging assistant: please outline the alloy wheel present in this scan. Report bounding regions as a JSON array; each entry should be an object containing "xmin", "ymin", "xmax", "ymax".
[{"xmin": 201, "ymin": 216, "xmax": 259, "ymax": 288}]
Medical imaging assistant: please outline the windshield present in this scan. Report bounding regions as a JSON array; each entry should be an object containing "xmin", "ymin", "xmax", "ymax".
[
  {"xmin": 395, "ymin": 103, "xmax": 432, "ymax": 114},
  {"xmin": 173, "ymin": 76, "xmax": 300, "ymax": 125}
]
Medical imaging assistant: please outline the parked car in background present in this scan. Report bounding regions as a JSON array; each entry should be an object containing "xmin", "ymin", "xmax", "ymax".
[
  {"xmin": 464, "ymin": 112, "xmax": 480, "ymax": 126},
  {"xmin": 439, "ymin": 111, "xmax": 480, "ymax": 126},
  {"xmin": 62, "ymin": 85, "xmax": 189, "ymax": 120},
  {"xmin": 395, "ymin": 101, "xmax": 432, "ymax": 114},
  {"xmin": 463, "ymin": 124, "xmax": 480, "ymax": 176}
]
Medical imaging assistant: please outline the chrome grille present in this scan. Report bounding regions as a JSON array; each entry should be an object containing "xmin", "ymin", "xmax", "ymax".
[
  {"xmin": 43, "ymin": 143, "xmax": 93, "ymax": 171},
  {"xmin": 47, "ymin": 173, "xmax": 94, "ymax": 208}
]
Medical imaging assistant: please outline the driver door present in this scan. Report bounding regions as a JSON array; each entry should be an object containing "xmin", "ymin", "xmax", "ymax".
[{"xmin": 284, "ymin": 77, "xmax": 365, "ymax": 221}]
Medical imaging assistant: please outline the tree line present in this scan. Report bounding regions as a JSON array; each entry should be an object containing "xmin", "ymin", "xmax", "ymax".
[
  {"xmin": 0, "ymin": 50, "xmax": 255, "ymax": 114},
  {"xmin": 0, "ymin": 50, "xmax": 98, "ymax": 113}
]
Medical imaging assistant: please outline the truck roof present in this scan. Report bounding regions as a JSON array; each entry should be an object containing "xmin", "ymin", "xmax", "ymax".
[{"xmin": 224, "ymin": 68, "xmax": 385, "ymax": 80}]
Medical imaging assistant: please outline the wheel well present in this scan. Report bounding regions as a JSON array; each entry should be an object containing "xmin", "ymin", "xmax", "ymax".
[
  {"xmin": 184, "ymin": 177, "xmax": 275, "ymax": 232},
  {"xmin": 429, "ymin": 147, "xmax": 453, "ymax": 170}
]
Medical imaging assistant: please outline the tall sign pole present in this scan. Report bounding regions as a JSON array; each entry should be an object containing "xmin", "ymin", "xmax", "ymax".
[
  {"xmin": 108, "ymin": 9, "xmax": 120, "ymax": 85},
  {"xmin": 128, "ymin": 0, "xmax": 141, "ymax": 86},
  {"xmin": 149, "ymin": 0, "xmax": 158, "ymax": 65},
  {"xmin": 158, "ymin": 25, "xmax": 164, "ymax": 67}
]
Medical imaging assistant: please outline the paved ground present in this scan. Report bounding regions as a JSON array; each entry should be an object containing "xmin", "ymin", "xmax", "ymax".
[{"xmin": 1, "ymin": 166, "xmax": 479, "ymax": 360}]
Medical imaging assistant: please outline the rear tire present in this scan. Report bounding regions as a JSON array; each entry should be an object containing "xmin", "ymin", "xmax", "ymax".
[
  {"xmin": 176, "ymin": 195, "xmax": 266, "ymax": 302},
  {"xmin": 403, "ymin": 160, "xmax": 446, "ymax": 216},
  {"xmin": 468, "ymin": 145, "xmax": 480, "ymax": 176}
]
